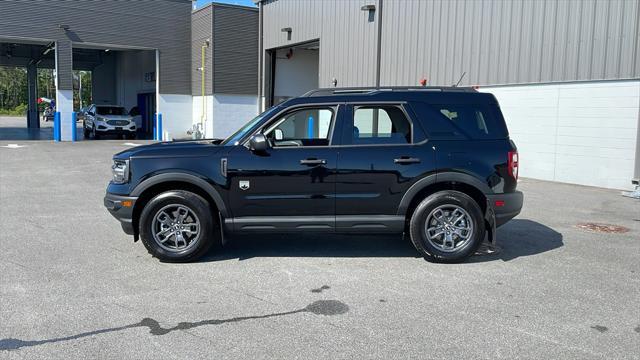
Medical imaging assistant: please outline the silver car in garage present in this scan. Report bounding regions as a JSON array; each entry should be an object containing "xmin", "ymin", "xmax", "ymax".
[{"xmin": 83, "ymin": 105, "xmax": 136, "ymax": 139}]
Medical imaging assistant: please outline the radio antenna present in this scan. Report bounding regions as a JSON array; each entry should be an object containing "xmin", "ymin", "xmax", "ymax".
[{"xmin": 453, "ymin": 72, "xmax": 466, "ymax": 87}]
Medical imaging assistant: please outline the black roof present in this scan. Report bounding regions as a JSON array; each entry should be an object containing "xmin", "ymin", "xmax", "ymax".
[{"xmin": 282, "ymin": 87, "xmax": 497, "ymax": 106}]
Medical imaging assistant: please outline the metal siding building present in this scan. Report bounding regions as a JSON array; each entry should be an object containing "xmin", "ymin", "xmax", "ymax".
[
  {"xmin": 0, "ymin": 0, "xmax": 193, "ymax": 140},
  {"xmin": 378, "ymin": 0, "xmax": 640, "ymax": 87},
  {"xmin": 0, "ymin": 0, "xmax": 192, "ymax": 94},
  {"xmin": 259, "ymin": 0, "xmax": 640, "ymax": 190},
  {"xmin": 191, "ymin": 3, "xmax": 259, "ymax": 139}
]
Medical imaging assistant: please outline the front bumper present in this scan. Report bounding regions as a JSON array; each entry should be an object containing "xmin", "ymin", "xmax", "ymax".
[
  {"xmin": 104, "ymin": 192, "xmax": 138, "ymax": 235},
  {"xmin": 96, "ymin": 122, "xmax": 136, "ymax": 133},
  {"xmin": 487, "ymin": 191, "xmax": 524, "ymax": 227}
]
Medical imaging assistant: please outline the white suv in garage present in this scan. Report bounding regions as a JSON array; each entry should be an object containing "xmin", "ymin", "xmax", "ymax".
[{"xmin": 83, "ymin": 105, "xmax": 136, "ymax": 139}]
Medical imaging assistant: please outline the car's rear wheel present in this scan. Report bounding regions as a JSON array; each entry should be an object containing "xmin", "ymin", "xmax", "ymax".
[
  {"xmin": 139, "ymin": 190, "xmax": 219, "ymax": 262},
  {"xmin": 409, "ymin": 190, "xmax": 485, "ymax": 263}
]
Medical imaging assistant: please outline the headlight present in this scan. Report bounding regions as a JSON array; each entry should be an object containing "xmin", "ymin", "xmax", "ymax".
[{"xmin": 111, "ymin": 159, "xmax": 129, "ymax": 184}]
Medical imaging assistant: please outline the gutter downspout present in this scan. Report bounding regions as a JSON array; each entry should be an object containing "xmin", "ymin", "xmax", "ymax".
[
  {"xmin": 200, "ymin": 39, "xmax": 210, "ymax": 137},
  {"xmin": 257, "ymin": 0, "xmax": 264, "ymax": 113},
  {"xmin": 375, "ymin": 0, "xmax": 383, "ymax": 87}
]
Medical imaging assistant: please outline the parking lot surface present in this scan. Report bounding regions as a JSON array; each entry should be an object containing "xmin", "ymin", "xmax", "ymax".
[{"xmin": 0, "ymin": 138, "xmax": 638, "ymax": 359}]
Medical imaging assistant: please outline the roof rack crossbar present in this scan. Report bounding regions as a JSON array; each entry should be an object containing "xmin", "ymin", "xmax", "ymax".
[{"xmin": 302, "ymin": 86, "xmax": 476, "ymax": 97}]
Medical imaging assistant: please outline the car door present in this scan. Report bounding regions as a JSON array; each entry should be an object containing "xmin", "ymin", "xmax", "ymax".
[
  {"xmin": 85, "ymin": 105, "xmax": 95, "ymax": 128},
  {"xmin": 226, "ymin": 104, "xmax": 343, "ymax": 231},
  {"xmin": 335, "ymin": 103, "xmax": 435, "ymax": 232}
]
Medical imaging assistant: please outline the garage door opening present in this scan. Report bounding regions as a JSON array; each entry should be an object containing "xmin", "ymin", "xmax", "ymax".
[
  {"xmin": 0, "ymin": 41, "xmax": 57, "ymax": 140},
  {"xmin": 266, "ymin": 40, "xmax": 319, "ymax": 107},
  {"xmin": 82, "ymin": 47, "xmax": 157, "ymax": 140}
]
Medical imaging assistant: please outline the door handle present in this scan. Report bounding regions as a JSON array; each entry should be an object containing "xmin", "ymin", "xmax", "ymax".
[
  {"xmin": 394, "ymin": 157, "xmax": 421, "ymax": 164},
  {"xmin": 300, "ymin": 158, "xmax": 326, "ymax": 165}
]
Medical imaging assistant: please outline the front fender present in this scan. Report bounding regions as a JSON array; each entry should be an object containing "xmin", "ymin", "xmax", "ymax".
[{"xmin": 131, "ymin": 172, "xmax": 228, "ymax": 217}]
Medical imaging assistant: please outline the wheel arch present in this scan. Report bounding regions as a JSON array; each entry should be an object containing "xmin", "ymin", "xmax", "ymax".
[
  {"xmin": 398, "ymin": 172, "xmax": 491, "ymax": 223},
  {"xmin": 131, "ymin": 173, "xmax": 227, "ymax": 237}
]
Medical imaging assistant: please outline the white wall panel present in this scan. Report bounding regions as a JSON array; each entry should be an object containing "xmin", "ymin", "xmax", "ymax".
[
  {"xmin": 481, "ymin": 80, "xmax": 640, "ymax": 190},
  {"xmin": 211, "ymin": 94, "xmax": 258, "ymax": 139},
  {"xmin": 158, "ymin": 94, "xmax": 193, "ymax": 140},
  {"xmin": 192, "ymin": 95, "xmax": 214, "ymax": 137}
]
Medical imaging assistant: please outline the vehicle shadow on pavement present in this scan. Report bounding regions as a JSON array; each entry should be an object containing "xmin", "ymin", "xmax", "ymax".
[
  {"xmin": 203, "ymin": 233, "xmax": 421, "ymax": 261},
  {"xmin": 468, "ymin": 219, "xmax": 563, "ymax": 263},
  {"xmin": 200, "ymin": 219, "xmax": 562, "ymax": 262}
]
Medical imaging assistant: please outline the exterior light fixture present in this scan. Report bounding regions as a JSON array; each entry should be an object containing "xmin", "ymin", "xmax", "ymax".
[
  {"xmin": 58, "ymin": 24, "xmax": 70, "ymax": 31},
  {"xmin": 281, "ymin": 27, "xmax": 292, "ymax": 41},
  {"xmin": 361, "ymin": 5, "xmax": 376, "ymax": 22}
]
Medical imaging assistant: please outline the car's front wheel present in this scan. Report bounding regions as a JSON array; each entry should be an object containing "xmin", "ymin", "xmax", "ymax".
[
  {"xmin": 82, "ymin": 122, "xmax": 90, "ymax": 139},
  {"xmin": 409, "ymin": 190, "xmax": 485, "ymax": 263},
  {"xmin": 91, "ymin": 125, "xmax": 100, "ymax": 140},
  {"xmin": 139, "ymin": 190, "xmax": 219, "ymax": 262}
]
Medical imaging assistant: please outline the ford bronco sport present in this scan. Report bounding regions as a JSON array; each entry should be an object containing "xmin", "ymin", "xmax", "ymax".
[{"xmin": 104, "ymin": 87, "xmax": 523, "ymax": 263}]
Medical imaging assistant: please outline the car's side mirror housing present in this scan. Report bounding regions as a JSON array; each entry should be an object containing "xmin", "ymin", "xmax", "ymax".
[{"xmin": 249, "ymin": 134, "xmax": 269, "ymax": 152}]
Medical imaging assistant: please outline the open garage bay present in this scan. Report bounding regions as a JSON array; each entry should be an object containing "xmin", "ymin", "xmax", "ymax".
[{"xmin": 0, "ymin": 139, "xmax": 638, "ymax": 359}]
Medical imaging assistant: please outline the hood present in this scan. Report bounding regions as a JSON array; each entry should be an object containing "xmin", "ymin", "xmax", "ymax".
[
  {"xmin": 97, "ymin": 114, "xmax": 132, "ymax": 120},
  {"xmin": 114, "ymin": 139, "xmax": 224, "ymax": 160}
]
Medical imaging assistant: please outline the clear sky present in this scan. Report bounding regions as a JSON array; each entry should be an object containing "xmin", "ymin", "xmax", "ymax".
[{"xmin": 195, "ymin": 0, "xmax": 256, "ymax": 8}]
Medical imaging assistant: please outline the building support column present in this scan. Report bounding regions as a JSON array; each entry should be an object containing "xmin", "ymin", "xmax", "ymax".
[
  {"xmin": 26, "ymin": 63, "xmax": 39, "ymax": 129},
  {"xmin": 54, "ymin": 40, "xmax": 74, "ymax": 141}
]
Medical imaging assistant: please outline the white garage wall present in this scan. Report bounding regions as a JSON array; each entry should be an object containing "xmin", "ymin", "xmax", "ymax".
[
  {"xmin": 210, "ymin": 94, "xmax": 258, "ymax": 139},
  {"xmin": 116, "ymin": 50, "xmax": 156, "ymax": 111},
  {"xmin": 192, "ymin": 95, "xmax": 214, "ymax": 138},
  {"xmin": 273, "ymin": 48, "xmax": 319, "ymax": 102},
  {"xmin": 158, "ymin": 94, "xmax": 193, "ymax": 140},
  {"xmin": 481, "ymin": 80, "xmax": 640, "ymax": 190},
  {"xmin": 192, "ymin": 94, "xmax": 258, "ymax": 139}
]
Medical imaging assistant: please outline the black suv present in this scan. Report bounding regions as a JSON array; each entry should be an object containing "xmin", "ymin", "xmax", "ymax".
[{"xmin": 105, "ymin": 87, "xmax": 523, "ymax": 263}]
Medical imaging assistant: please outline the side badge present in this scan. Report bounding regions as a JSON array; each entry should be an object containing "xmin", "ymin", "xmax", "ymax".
[{"xmin": 239, "ymin": 180, "xmax": 250, "ymax": 191}]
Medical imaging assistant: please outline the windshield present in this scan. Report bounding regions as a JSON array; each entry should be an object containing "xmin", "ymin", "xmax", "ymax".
[
  {"xmin": 221, "ymin": 106, "xmax": 280, "ymax": 146},
  {"xmin": 96, "ymin": 106, "xmax": 127, "ymax": 116}
]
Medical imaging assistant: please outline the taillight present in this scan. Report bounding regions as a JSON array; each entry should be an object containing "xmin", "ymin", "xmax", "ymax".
[{"xmin": 508, "ymin": 151, "xmax": 519, "ymax": 180}]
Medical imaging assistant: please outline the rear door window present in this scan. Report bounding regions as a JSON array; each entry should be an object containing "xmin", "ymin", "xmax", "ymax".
[{"xmin": 349, "ymin": 105, "xmax": 412, "ymax": 145}]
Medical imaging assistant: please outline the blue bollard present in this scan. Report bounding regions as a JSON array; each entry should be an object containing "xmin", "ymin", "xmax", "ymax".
[
  {"xmin": 71, "ymin": 112, "xmax": 77, "ymax": 141},
  {"xmin": 53, "ymin": 112, "xmax": 61, "ymax": 142},
  {"xmin": 157, "ymin": 113, "xmax": 163, "ymax": 141},
  {"xmin": 153, "ymin": 113, "xmax": 157, "ymax": 140}
]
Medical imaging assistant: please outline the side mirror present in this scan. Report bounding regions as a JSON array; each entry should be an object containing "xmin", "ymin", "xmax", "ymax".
[{"xmin": 249, "ymin": 134, "xmax": 269, "ymax": 152}]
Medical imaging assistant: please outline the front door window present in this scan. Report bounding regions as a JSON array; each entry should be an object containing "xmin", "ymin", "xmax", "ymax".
[{"xmin": 264, "ymin": 108, "xmax": 335, "ymax": 147}]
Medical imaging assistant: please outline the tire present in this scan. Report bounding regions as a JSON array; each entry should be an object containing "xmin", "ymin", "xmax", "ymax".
[
  {"xmin": 127, "ymin": 133, "xmax": 137, "ymax": 140},
  {"xmin": 83, "ymin": 123, "xmax": 90, "ymax": 139},
  {"xmin": 409, "ymin": 190, "xmax": 485, "ymax": 263},
  {"xmin": 139, "ymin": 190, "xmax": 220, "ymax": 262}
]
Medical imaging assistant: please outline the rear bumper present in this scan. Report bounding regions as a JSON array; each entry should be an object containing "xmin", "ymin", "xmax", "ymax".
[
  {"xmin": 487, "ymin": 191, "xmax": 524, "ymax": 228},
  {"xmin": 104, "ymin": 193, "xmax": 138, "ymax": 235}
]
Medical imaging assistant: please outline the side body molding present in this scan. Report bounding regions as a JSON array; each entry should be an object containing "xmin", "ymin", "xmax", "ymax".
[
  {"xmin": 131, "ymin": 172, "xmax": 228, "ymax": 217},
  {"xmin": 396, "ymin": 172, "xmax": 493, "ymax": 216}
]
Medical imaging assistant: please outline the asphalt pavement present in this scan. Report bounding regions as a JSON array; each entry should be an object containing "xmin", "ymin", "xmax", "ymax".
[{"xmin": 0, "ymin": 133, "xmax": 638, "ymax": 359}]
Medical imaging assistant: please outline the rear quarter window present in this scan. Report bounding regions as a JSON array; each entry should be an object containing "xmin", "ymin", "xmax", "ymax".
[{"xmin": 410, "ymin": 102, "xmax": 508, "ymax": 140}]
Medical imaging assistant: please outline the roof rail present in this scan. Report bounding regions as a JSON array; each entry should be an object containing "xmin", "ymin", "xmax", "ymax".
[{"xmin": 302, "ymin": 86, "xmax": 476, "ymax": 97}]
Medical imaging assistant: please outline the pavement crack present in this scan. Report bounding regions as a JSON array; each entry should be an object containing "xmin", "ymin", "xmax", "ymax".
[
  {"xmin": 311, "ymin": 285, "xmax": 330, "ymax": 293},
  {"xmin": 0, "ymin": 300, "xmax": 349, "ymax": 351}
]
